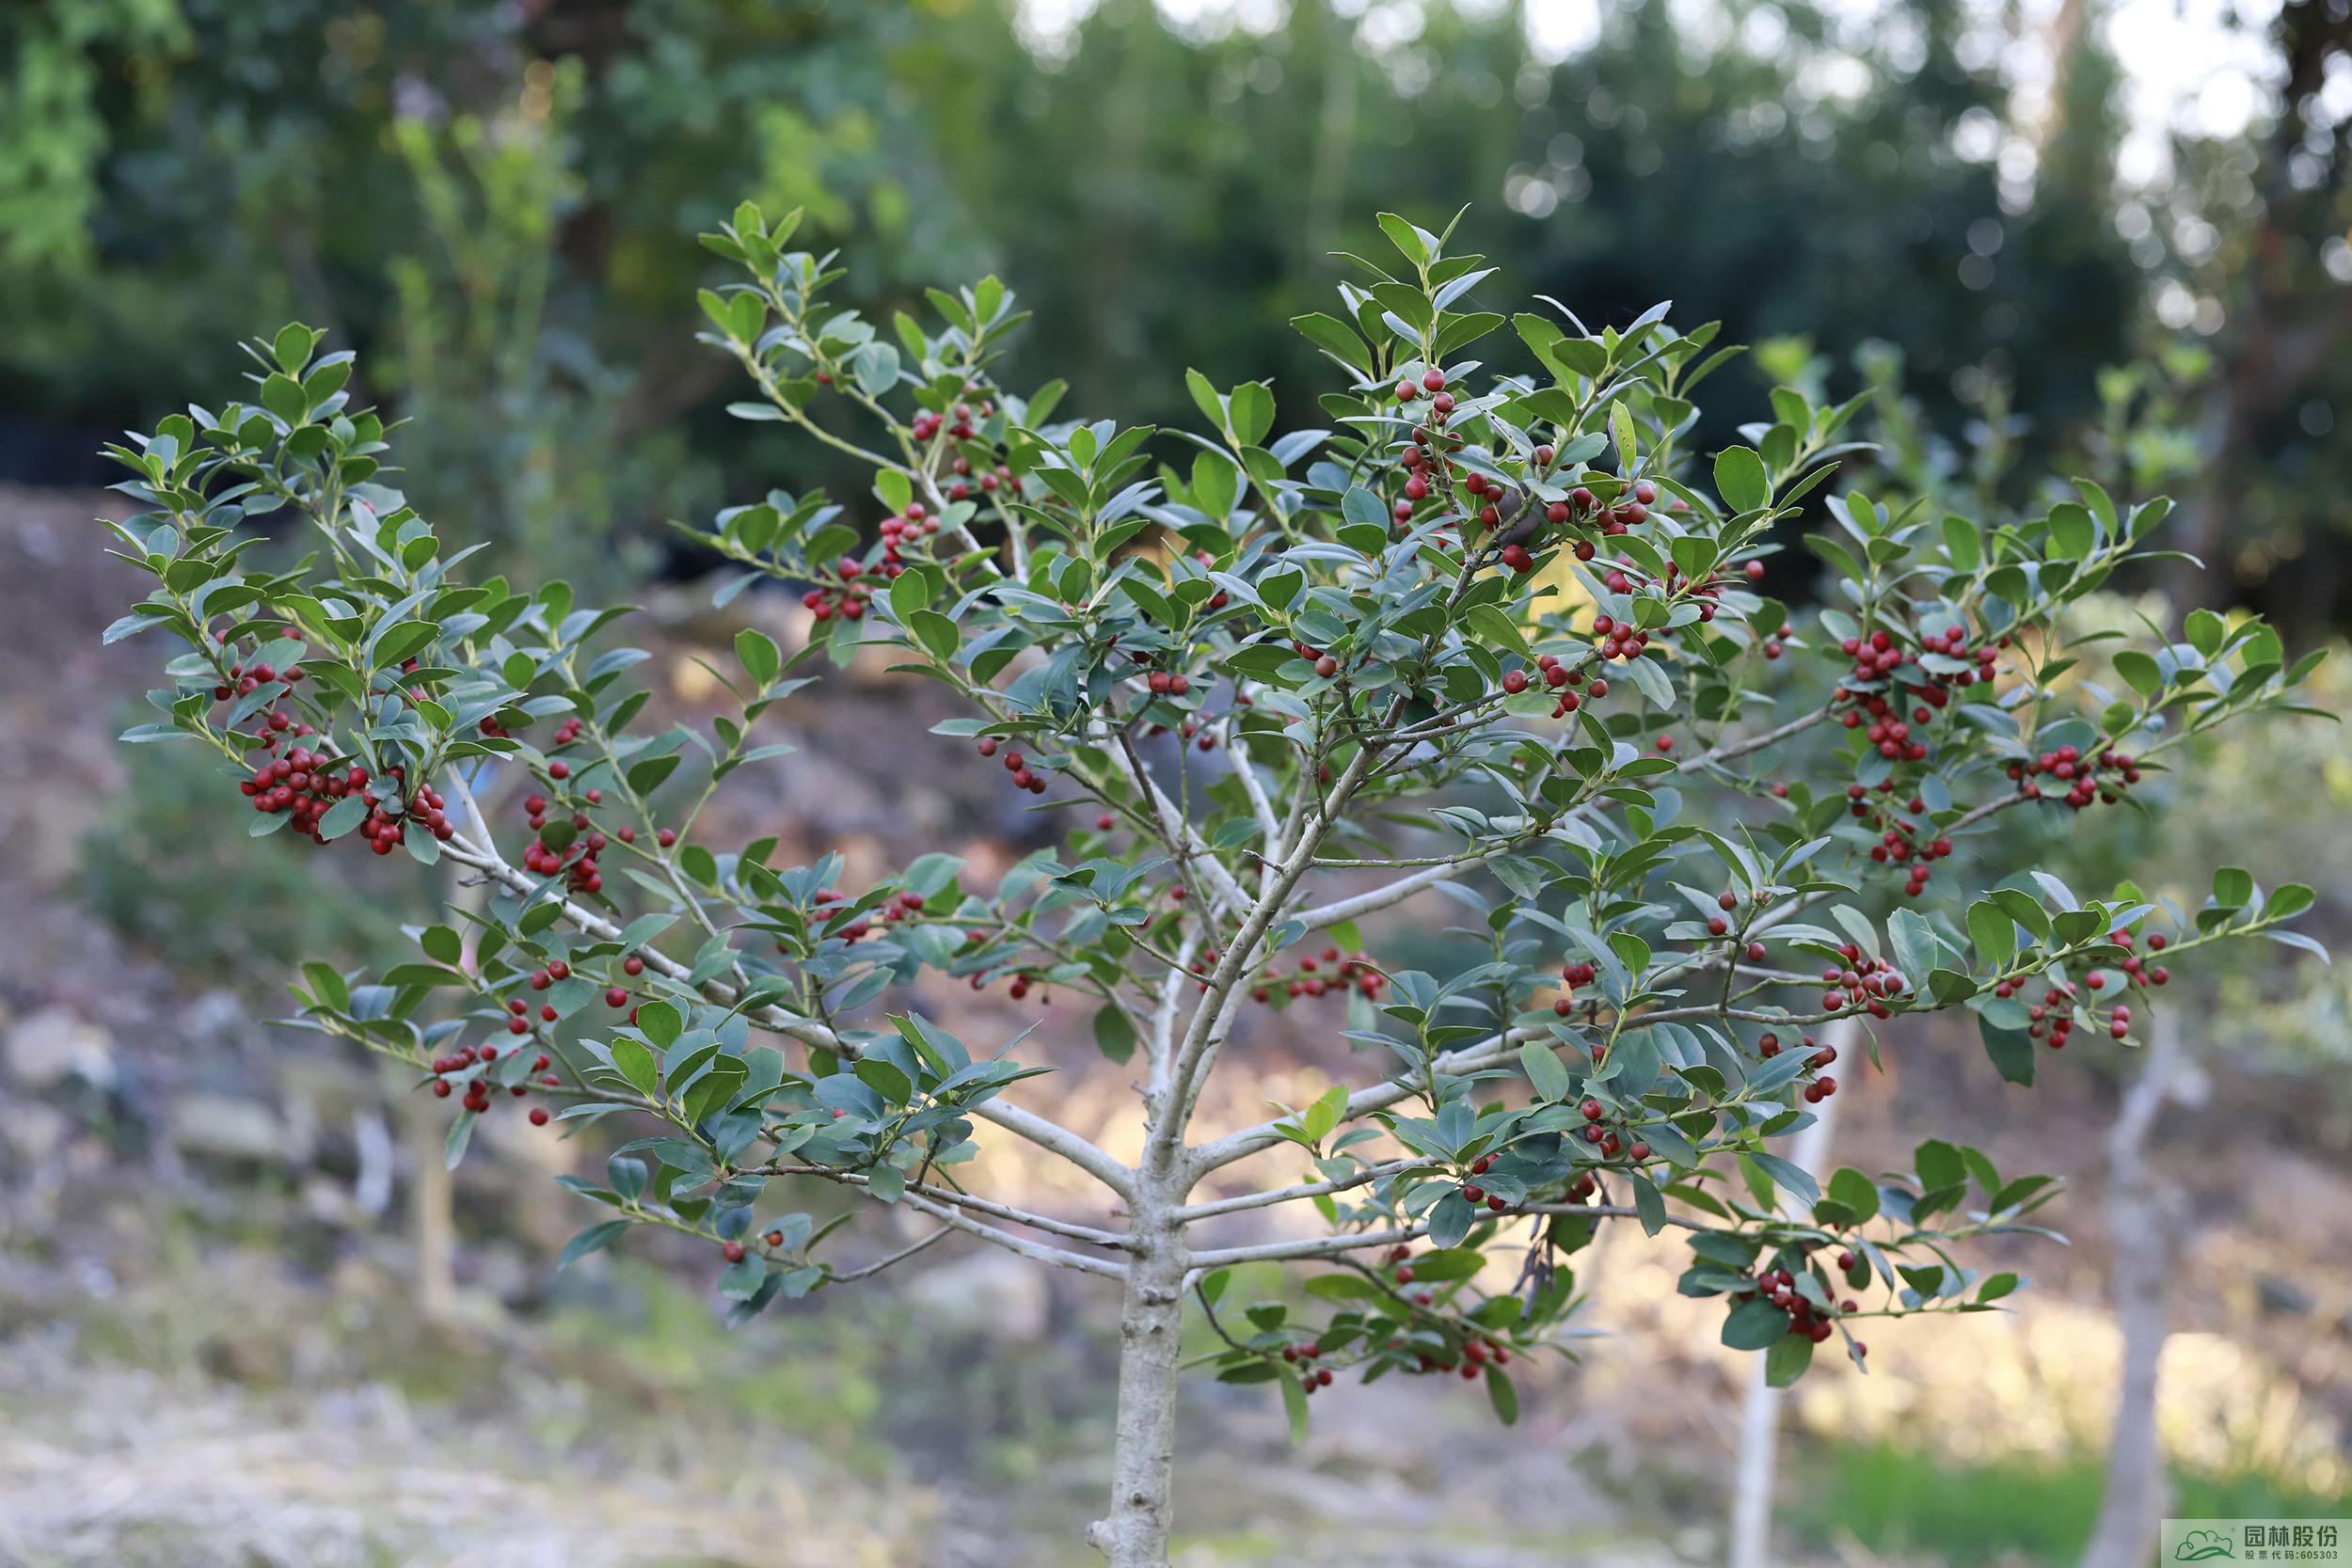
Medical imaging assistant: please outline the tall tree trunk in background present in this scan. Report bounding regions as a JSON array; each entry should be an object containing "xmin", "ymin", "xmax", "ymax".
[
  {"xmin": 1727, "ymin": 1016, "xmax": 1860, "ymax": 1568},
  {"xmin": 1302, "ymin": 0, "xmax": 1359, "ymax": 261},
  {"xmin": 2080, "ymin": 1010, "xmax": 2185, "ymax": 1568},
  {"xmin": 403, "ymin": 852, "xmax": 494, "ymax": 1324},
  {"xmin": 2161, "ymin": 0, "xmax": 2352, "ymax": 614},
  {"xmin": 407, "ymin": 1095, "xmax": 457, "ymax": 1324}
]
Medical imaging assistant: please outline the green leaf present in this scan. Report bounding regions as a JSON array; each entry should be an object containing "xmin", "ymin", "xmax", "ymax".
[
  {"xmin": 1977, "ymin": 1271, "xmax": 2022, "ymax": 1305},
  {"xmin": 1629, "ymin": 1171, "xmax": 1665, "ymax": 1236},
  {"xmin": 1714, "ymin": 447, "xmax": 1771, "ymax": 514},
  {"xmin": 1722, "ymin": 1297, "xmax": 1789, "ymax": 1350},
  {"xmin": 1980, "ymin": 1020, "xmax": 2035, "ymax": 1086},
  {"xmin": 1184, "ymin": 368, "xmax": 1224, "ymax": 431},
  {"xmin": 627, "ymin": 753, "xmax": 681, "ymax": 797},
  {"xmin": 1764, "ymin": 1332, "xmax": 1814, "ymax": 1387},
  {"xmin": 1748, "ymin": 1152, "xmax": 1819, "ymax": 1209},
  {"xmin": 1402, "ymin": 1247, "xmax": 1485, "ymax": 1283},
  {"xmin": 558, "ymin": 1219, "xmax": 631, "ymax": 1270},
  {"xmin": 1304, "ymin": 1083, "xmax": 1349, "ymax": 1143},
  {"xmin": 911, "ymin": 610, "xmax": 960, "ymax": 661},
  {"xmin": 637, "ymin": 1000, "xmax": 683, "ymax": 1048},
  {"xmin": 1826, "ymin": 1167, "xmax": 1880, "ymax": 1225},
  {"xmin": 1279, "ymin": 1367, "xmax": 1311, "ymax": 1444},
  {"xmin": 315, "ymin": 795, "xmax": 371, "ymax": 843},
  {"xmin": 300, "ymin": 962, "xmax": 349, "ymax": 1013},
  {"xmin": 261, "ymin": 372, "xmax": 309, "ymax": 426},
  {"xmin": 889, "ymin": 568, "xmax": 933, "ymax": 625},
  {"xmin": 1941, "ymin": 515, "xmax": 1982, "ymax": 570},
  {"xmin": 718, "ymin": 1256, "xmax": 768, "ymax": 1300},
  {"xmin": 1886, "ymin": 907, "xmax": 1936, "ymax": 984},
  {"xmin": 1914, "ymin": 1138, "xmax": 1966, "ymax": 1193},
  {"xmin": 1342, "ymin": 485, "xmax": 1389, "ymax": 531},
  {"xmin": 2265, "ymin": 883, "xmax": 2316, "ymax": 921},
  {"xmin": 2047, "ymin": 503, "xmax": 2096, "ymax": 561},
  {"xmin": 736, "ymin": 628, "xmax": 781, "ymax": 688},
  {"xmin": 1291, "ymin": 312, "xmax": 1372, "ymax": 374},
  {"xmin": 272, "ymin": 322, "xmax": 316, "ymax": 374},
  {"xmin": 2113, "ymin": 649, "xmax": 2162, "ymax": 699},
  {"xmin": 1375, "ymin": 211, "xmax": 1432, "ymax": 266},
  {"xmin": 1966, "ymin": 899, "xmax": 2015, "ymax": 966},
  {"xmin": 1227, "ymin": 382, "xmax": 1274, "ymax": 448},
  {"xmin": 2211, "ymin": 866, "xmax": 2253, "ymax": 911},
  {"xmin": 445, "ymin": 1109, "xmax": 477, "ymax": 1169},
  {"xmin": 1485, "ymin": 1364, "xmax": 1519, "ymax": 1425},
  {"xmin": 611, "ymin": 1037, "xmax": 660, "ymax": 1095},
  {"xmin": 1518, "ymin": 1041, "xmax": 1572, "ymax": 1102},
  {"xmin": 1091, "ymin": 1004, "xmax": 1136, "ymax": 1064},
  {"xmin": 854, "ymin": 1057, "xmax": 914, "ymax": 1105}
]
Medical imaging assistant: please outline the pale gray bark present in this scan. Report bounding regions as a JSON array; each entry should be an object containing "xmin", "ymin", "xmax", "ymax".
[
  {"xmin": 405, "ymin": 1094, "xmax": 455, "ymax": 1324},
  {"xmin": 1088, "ymin": 1191, "xmax": 1187, "ymax": 1568},
  {"xmin": 2080, "ymin": 1010, "xmax": 2185, "ymax": 1568}
]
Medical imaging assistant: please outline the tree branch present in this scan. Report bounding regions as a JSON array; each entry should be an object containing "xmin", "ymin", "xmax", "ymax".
[
  {"xmin": 1178, "ymin": 1158, "xmax": 1420, "ymax": 1221},
  {"xmin": 766, "ymin": 1164, "xmax": 1135, "ymax": 1249},
  {"xmin": 892, "ymin": 1187, "xmax": 1130, "ymax": 1278},
  {"xmin": 444, "ymin": 773, "xmax": 1136, "ymax": 1200}
]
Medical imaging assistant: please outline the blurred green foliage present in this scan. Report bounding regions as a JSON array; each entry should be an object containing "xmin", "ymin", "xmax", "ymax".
[
  {"xmin": 27, "ymin": 0, "xmax": 2345, "ymax": 621},
  {"xmin": 85, "ymin": 734, "xmax": 437, "ymax": 983},
  {"xmin": 1796, "ymin": 1439, "xmax": 2349, "ymax": 1563}
]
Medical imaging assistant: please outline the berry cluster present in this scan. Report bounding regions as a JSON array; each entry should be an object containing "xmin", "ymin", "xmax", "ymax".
[
  {"xmin": 878, "ymin": 503, "xmax": 942, "ymax": 571},
  {"xmin": 1840, "ymin": 784, "xmax": 1956, "ymax": 897},
  {"xmin": 427, "ymin": 1043, "xmax": 562, "ymax": 1125},
  {"xmin": 910, "ymin": 394, "xmax": 993, "ymax": 447},
  {"xmin": 1827, "ymin": 625, "xmax": 2004, "ymax": 811},
  {"xmin": 1550, "ymin": 958, "xmax": 1600, "ymax": 1019},
  {"xmin": 1576, "ymin": 1095, "xmax": 1654, "ymax": 1161},
  {"xmin": 1740, "ymin": 1259, "xmax": 1863, "ymax": 1350},
  {"xmin": 975, "ymin": 735, "xmax": 1050, "ymax": 795},
  {"xmin": 1589, "ymin": 612, "xmax": 1649, "ymax": 664},
  {"xmin": 1811, "ymin": 943, "xmax": 1907, "ymax": 1022},
  {"xmin": 1990, "ymin": 928, "xmax": 2172, "ymax": 1049},
  {"xmin": 1757, "ymin": 1029, "xmax": 1843, "ymax": 1101},
  {"xmin": 2009, "ymin": 743, "xmax": 2142, "ymax": 810},
  {"xmin": 1285, "ymin": 1346, "xmax": 1336, "ymax": 1393},
  {"xmin": 808, "ymin": 884, "xmax": 927, "ymax": 946},
  {"xmin": 211, "ymin": 650, "xmax": 307, "ymax": 702},
  {"xmin": 1523, "ymin": 653, "xmax": 1607, "ymax": 718},
  {"xmin": 518, "ymin": 791, "xmax": 607, "ymax": 894},
  {"xmin": 1364, "ymin": 1245, "xmax": 1519, "ymax": 1383},
  {"xmin": 1245, "ymin": 945, "xmax": 1384, "ymax": 1005},
  {"xmin": 803, "ymin": 555, "xmax": 875, "ymax": 621},
  {"xmin": 1455, "ymin": 1151, "xmax": 1510, "ymax": 1212},
  {"xmin": 944, "ymin": 453, "xmax": 1019, "ymax": 502}
]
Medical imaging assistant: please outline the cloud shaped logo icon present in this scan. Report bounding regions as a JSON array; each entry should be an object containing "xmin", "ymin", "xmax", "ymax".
[{"xmin": 2176, "ymin": 1529, "xmax": 2235, "ymax": 1561}]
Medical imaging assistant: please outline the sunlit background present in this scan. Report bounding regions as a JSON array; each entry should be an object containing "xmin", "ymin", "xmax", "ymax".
[{"xmin": 2, "ymin": 2, "xmax": 2348, "ymax": 1564}]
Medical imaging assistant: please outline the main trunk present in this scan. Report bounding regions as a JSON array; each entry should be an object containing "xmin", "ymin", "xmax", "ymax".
[{"xmin": 1088, "ymin": 1207, "xmax": 1186, "ymax": 1567}]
